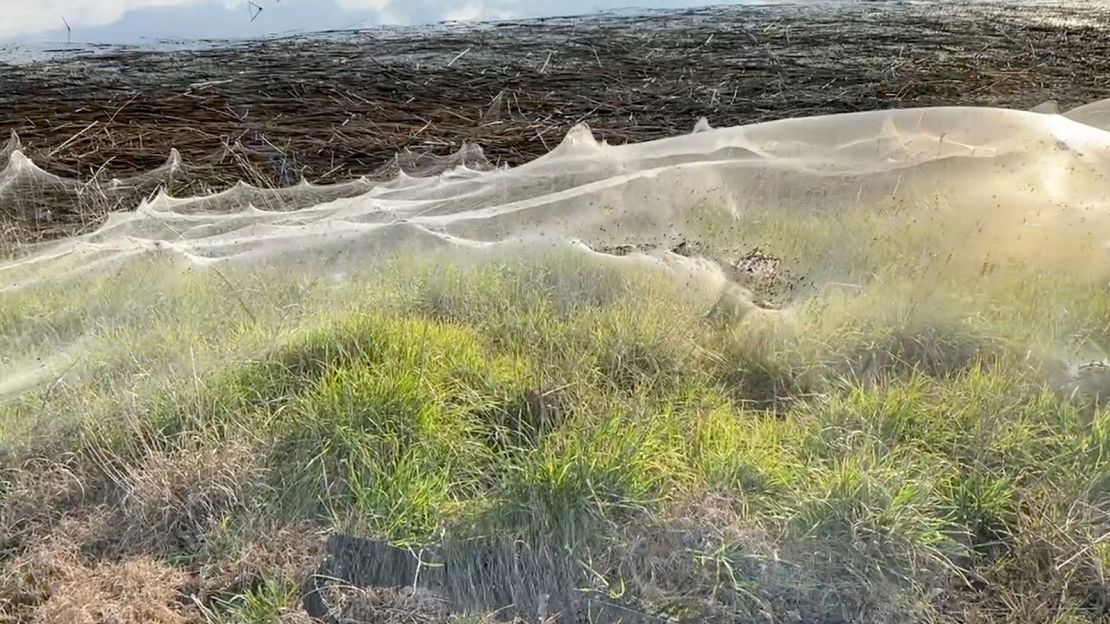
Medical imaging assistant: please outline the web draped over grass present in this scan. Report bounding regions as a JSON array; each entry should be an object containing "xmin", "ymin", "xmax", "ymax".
[{"xmin": 4, "ymin": 102, "xmax": 1110, "ymax": 622}]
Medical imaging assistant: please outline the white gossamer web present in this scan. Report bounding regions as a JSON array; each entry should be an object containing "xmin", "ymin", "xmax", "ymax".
[{"xmin": 3, "ymin": 99, "xmax": 1110, "ymax": 399}]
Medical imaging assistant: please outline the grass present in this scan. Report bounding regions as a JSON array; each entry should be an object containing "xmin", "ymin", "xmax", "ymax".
[{"xmin": 3, "ymin": 201, "xmax": 1110, "ymax": 623}]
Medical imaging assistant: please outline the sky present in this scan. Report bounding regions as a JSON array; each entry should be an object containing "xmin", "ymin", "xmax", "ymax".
[{"xmin": 1, "ymin": 0, "xmax": 766, "ymax": 43}]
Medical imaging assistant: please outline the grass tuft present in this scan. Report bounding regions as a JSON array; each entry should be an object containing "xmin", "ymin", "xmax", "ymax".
[{"xmin": 4, "ymin": 246, "xmax": 1110, "ymax": 622}]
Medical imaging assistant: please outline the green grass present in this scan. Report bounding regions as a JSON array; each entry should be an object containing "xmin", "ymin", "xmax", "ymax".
[{"xmin": 3, "ymin": 212, "xmax": 1110, "ymax": 623}]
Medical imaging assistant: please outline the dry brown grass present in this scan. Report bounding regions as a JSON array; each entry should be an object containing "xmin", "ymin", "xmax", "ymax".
[
  {"xmin": 1, "ymin": 456, "xmax": 101, "ymax": 549},
  {"xmin": 954, "ymin": 496, "xmax": 1110, "ymax": 624},
  {"xmin": 32, "ymin": 556, "xmax": 188, "ymax": 624},
  {"xmin": 316, "ymin": 586, "xmax": 548, "ymax": 624},
  {"xmin": 114, "ymin": 441, "xmax": 270, "ymax": 555},
  {"xmin": 194, "ymin": 521, "xmax": 325, "ymax": 602},
  {"xmin": 1, "ymin": 524, "xmax": 89, "ymax": 621},
  {"xmin": 1, "ymin": 513, "xmax": 186, "ymax": 624},
  {"xmin": 0, "ymin": 441, "xmax": 325, "ymax": 623},
  {"xmin": 600, "ymin": 494, "xmax": 782, "ymax": 622},
  {"xmin": 319, "ymin": 586, "xmax": 446, "ymax": 624}
]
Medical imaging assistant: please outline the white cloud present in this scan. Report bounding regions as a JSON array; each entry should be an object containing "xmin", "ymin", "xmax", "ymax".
[
  {"xmin": 0, "ymin": 0, "xmax": 242, "ymax": 38},
  {"xmin": 334, "ymin": 0, "xmax": 503, "ymax": 25},
  {"xmin": 331, "ymin": 0, "xmax": 390, "ymax": 9},
  {"xmin": 443, "ymin": 2, "xmax": 487, "ymax": 22},
  {"xmin": 1, "ymin": 0, "xmax": 754, "ymax": 40},
  {"xmin": 1, "ymin": 0, "xmax": 500, "ymax": 37}
]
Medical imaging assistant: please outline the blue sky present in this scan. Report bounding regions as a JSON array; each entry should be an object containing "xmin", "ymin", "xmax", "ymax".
[{"xmin": 2, "ymin": 0, "xmax": 767, "ymax": 43}]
